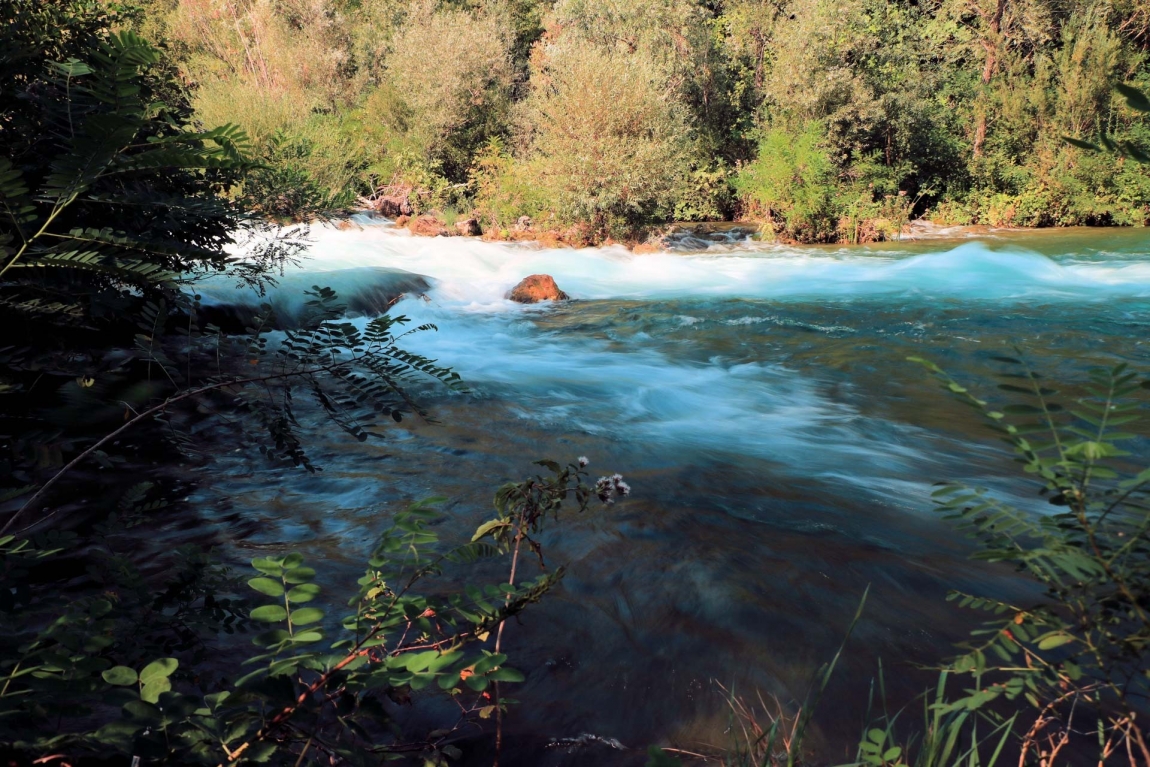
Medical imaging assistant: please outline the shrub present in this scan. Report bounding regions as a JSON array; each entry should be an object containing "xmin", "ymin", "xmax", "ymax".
[
  {"xmin": 165, "ymin": 0, "xmax": 376, "ymax": 217},
  {"xmin": 514, "ymin": 42, "xmax": 692, "ymax": 239},
  {"xmin": 370, "ymin": 0, "xmax": 515, "ymax": 182},
  {"xmin": 901, "ymin": 356, "xmax": 1150, "ymax": 765},
  {"xmin": 0, "ymin": 10, "xmax": 258, "ymax": 327},
  {"xmin": 470, "ymin": 140, "xmax": 549, "ymax": 231},
  {"xmin": 735, "ymin": 122, "xmax": 840, "ymax": 242},
  {"xmin": 1, "ymin": 457, "xmax": 622, "ymax": 766}
]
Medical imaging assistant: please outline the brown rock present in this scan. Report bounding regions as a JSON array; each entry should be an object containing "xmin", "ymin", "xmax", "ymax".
[
  {"xmin": 455, "ymin": 217, "xmax": 482, "ymax": 236},
  {"xmin": 508, "ymin": 274, "xmax": 569, "ymax": 304},
  {"xmin": 408, "ymin": 215, "xmax": 448, "ymax": 237},
  {"xmin": 514, "ymin": 215, "xmax": 533, "ymax": 232},
  {"xmin": 632, "ymin": 237, "xmax": 666, "ymax": 254},
  {"xmin": 394, "ymin": 214, "xmax": 410, "ymax": 227},
  {"xmin": 366, "ymin": 186, "xmax": 414, "ymax": 218}
]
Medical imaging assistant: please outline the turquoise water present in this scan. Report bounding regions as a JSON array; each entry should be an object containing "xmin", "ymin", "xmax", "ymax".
[{"xmin": 193, "ymin": 222, "xmax": 1150, "ymax": 764}]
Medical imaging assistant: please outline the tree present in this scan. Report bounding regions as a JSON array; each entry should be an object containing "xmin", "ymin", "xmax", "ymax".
[{"xmin": 0, "ymin": 0, "xmax": 260, "ymax": 334}]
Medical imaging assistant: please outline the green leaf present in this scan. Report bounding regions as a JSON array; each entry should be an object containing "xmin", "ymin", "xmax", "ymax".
[
  {"xmin": 251, "ymin": 557, "xmax": 282, "ymax": 576},
  {"xmin": 141, "ymin": 678, "xmax": 171, "ymax": 703},
  {"xmin": 486, "ymin": 666, "xmax": 526, "ymax": 683},
  {"xmin": 102, "ymin": 666, "xmax": 138, "ymax": 686},
  {"xmin": 123, "ymin": 699, "xmax": 162, "ymax": 723},
  {"xmin": 139, "ymin": 658, "xmax": 177, "ymax": 685},
  {"xmin": 472, "ymin": 519, "xmax": 512, "ymax": 542},
  {"xmin": 289, "ymin": 607, "xmax": 324, "ymax": 625},
  {"xmin": 250, "ymin": 605, "xmax": 289, "ymax": 622},
  {"xmin": 253, "ymin": 629, "xmax": 292, "ymax": 648},
  {"xmin": 291, "ymin": 630, "xmax": 324, "ymax": 644},
  {"xmin": 1037, "ymin": 633, "xmax": 1075, "ymax": 651},
  {"xmin": 404, "ymin": 651, "xmax": 442, "ymax": 673},
  {"xmin": 248, "ymin": 577, "xmax": 285, "ymax": 597},
  {"xmin": 246, "ymin": 742, "xmax": 278, "ymax": 763},
  {"xmin": 286, "ymin": 583, "xmax": 320, "ymax": 603},
  {"xmin": 283, "ymin": 566, "xmax": 315, "ymax": 584}
]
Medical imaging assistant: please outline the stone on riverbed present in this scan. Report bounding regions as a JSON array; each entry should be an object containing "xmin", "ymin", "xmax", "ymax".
[{"xmin": 508, "ymin": 274, "xmax": 569, "ymax": 303}]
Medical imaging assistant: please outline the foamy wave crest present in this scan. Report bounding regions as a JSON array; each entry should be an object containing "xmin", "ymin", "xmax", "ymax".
[{"xmin": 286, "ymin": 222, "xmax": 1150, "ymax": 308}]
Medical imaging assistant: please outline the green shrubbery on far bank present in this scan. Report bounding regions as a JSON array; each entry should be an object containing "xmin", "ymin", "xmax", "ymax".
[{"xmin": 135, "ymin": 0, "xmax": 1150, "ymax": 240}]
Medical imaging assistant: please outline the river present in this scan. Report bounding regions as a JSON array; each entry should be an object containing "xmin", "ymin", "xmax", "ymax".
[{"xmin": 191, "ymin": 220, "xmax": 1150, "ymax": 765}]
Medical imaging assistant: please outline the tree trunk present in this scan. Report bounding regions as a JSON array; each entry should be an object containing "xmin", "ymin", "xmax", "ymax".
[{"xmin": 972, "ymin": 0, "xmax": 1006, "ymax": 158}]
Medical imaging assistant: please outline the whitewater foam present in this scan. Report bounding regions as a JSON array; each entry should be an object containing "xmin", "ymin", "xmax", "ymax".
[
  {"xmin": 285, "ymin": 221, "xmax": 1150, "ymax": 308},
  {"xmin": 206, "ymin": 223, "xmax": 1150, "ymax": 503}
]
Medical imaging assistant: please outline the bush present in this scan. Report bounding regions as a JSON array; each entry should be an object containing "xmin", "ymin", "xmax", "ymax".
[
  {"xmin": 735, "ymin": 122, "xmax": 841, "ymax": 242},
  {"xmin": 470, "ymin": 140, "xmax": 549, "ymax": 231},
  {"xmin": 369, "ymin": 0, "xmax": 515, "ymax": 182},
  {"xmin": 897, "ymin": 356, "xmax": 1150, "ymax": 766},
  {"xmin": 1, "ymin": 458, "xmax": 623, "ymax": 766},
  {"xmin": 0, "ymin": 5, "xmax": 258, "ymax": 326},
  {"xmin": 512, "ymin": 42, "xmax": 692, "ymax": 239},
  {"xmin": 165, "ymin": 0, "xmax": 378, "ymax": 218}
]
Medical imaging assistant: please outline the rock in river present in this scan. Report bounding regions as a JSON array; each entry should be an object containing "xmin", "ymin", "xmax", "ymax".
[{"xmin": 508, "ymin": 274, "xmax": 569, "ymax": 303}]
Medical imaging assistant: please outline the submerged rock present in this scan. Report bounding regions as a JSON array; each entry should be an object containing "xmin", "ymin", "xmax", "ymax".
[
  {"xmin": 508, "ymin": 274, "xmax": 569, "ymax": 303},
  {"xmin": 195, "ymin": 267, "xmax": 430, "ymax": 331}
]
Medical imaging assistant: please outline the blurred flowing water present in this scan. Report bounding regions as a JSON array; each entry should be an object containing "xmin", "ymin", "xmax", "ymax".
[{"xmin": 190, "ymin": 220, "xmax": 1150, "ymax": 764}]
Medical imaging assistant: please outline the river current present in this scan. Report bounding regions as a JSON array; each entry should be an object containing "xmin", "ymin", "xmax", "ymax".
[{"xmin": 191, "ymin": 220, "xmax": 1150, "ymax": 765}]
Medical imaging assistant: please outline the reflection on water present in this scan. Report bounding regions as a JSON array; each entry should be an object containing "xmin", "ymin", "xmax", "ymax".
[{"xmin": 191, "ymin": 222, "xmax": 1150, "ymax": 764}]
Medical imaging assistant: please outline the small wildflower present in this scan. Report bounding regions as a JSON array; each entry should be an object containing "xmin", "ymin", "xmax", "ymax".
[
  {"xmin": 578, "ymin": 456, "xmax": 589, "ymax": 467},
  {"xmin": 595, "ymin": 473, "xmax": 631, "ymax": 503},
  {"xmin": 598, "ymin": 473, "xmax": 616, "ymax": 503}
]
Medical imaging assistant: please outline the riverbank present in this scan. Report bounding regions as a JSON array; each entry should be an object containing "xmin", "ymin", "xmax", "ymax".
[{"xmin": 344, "ymin": 208, "xmax": 1149, "ymax": 255}]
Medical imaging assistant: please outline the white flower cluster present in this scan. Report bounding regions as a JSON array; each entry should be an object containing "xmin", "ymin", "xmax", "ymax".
[{"xmin": 594, "ymin": 473, "xmax": 631, "ymax": 503}]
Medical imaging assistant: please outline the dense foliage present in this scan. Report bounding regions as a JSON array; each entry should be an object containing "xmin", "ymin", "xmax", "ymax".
[
  {"xmin": 139, "ymin": 0, "xmax": 1150, "ymax": 240},
  {"xmin": 1, "ymin": 461, "xmax": 622, "ymax": 765},
  {"xmin": 0, "ymin": 1, "xmax": 254, "ymax": 326},
  {"xmin": 0, "ymin": 14, "xmax": 630, "ymax": 767}
]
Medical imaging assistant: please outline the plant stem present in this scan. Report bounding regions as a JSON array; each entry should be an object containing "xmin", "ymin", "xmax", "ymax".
[{"xmin": 492, "ymin": 525, "xmax": 524, "ymax": 767}]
